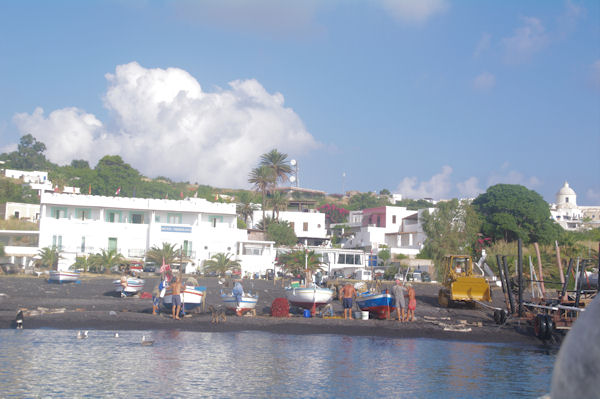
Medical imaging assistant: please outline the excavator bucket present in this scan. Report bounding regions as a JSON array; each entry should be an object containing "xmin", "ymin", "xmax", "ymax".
[{"xmin": 450, "ymin": 276, "xmax": 491, "ymax": 302}]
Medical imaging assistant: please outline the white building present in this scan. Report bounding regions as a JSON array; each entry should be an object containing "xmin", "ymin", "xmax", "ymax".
[
  {"xmin": 550, "ymin": 182, "xmax": 600, "ymax": 230},
  {"xmin": 252, "ymin": 209, "xmax": 328, "ymax": 245},
  {"xmin": 336, "ymin": 206, "xmax": 433, "ymax": 257},
  {"xmin": 276, "ymin": 245, "xmax": 367, "ymax": 279},
  {"xmin": 39, "ymin": 193, "xmax": 275, "ymax": 275},
  {"xmin": 3, "ymin": 168, "xmax": 80, "ymax": 195},
  {"xmin": 0, "ymin": 202, "xmax": 41, "ymax": 222}
]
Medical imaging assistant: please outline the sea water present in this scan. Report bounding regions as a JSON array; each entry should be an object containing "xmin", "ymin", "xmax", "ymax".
[{"xmin": 0, "ymin": 329, "xmax": 555, "ymax": 398}]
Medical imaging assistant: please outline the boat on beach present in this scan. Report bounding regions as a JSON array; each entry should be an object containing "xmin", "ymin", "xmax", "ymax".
[
  {"xmin": 113, "ymin": 277, "xmax": 145, "ymax": 296},
  {"xmin": 161, "ymin": 284, "xmax": 206, "ymax": 312},
  {"xmin": 221, "ymin": 291, "xmax": 259, "ymax": 316},
  {"xmin": 356, "ymin": 290, "xmax": 395, "ymax": 319},
  {"xmin": 285, "ymin": 285, "xmax": 334, "ymax": 309},
  {"xmin": 48, "ymin": 270, "xmax": 81, "ymax": 283}
]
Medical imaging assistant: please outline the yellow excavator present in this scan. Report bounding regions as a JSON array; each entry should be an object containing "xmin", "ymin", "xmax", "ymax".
[{"xmin": 438, "ymin": 255, "xmax": 491, "ymax": 307}]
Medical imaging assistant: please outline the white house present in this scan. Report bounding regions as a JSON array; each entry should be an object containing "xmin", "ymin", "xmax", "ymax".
[
  {"xmin": 38, "ymin": 192, "xmax": 275, "ymax": 275},
  {"xmin": 1, "ymin": 202, "xmax": 41, "ymax": 222},
  {"xmin": 3, "ymin": 168, "xmax": 80, "ymax": 196},
  {"xmin": 337, "ymin": 206, "xmax": 433, "ymax": 257},
  {"xmin": 252, "ymin": 209, "xmax": 328, "ymax": 245}
]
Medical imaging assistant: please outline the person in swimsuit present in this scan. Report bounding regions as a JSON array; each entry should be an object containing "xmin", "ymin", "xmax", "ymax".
[
  {"xmin": 406, "ymin": 283, "xmax": 416, "ymax": 322},
  {"xmin": 341, "ymin": 283, "xmax": 356, "ymax": 320},
  {"xmin": 171, "ymin": 276, "xmax": 184, "ymax": 320}
]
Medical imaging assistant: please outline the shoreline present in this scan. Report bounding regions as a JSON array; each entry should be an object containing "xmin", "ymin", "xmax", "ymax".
[{"xmin": 0, "ymin": 275, "xmax": 552, "ymax": 346}]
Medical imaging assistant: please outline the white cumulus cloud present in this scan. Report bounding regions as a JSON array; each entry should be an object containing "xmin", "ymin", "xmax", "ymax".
[
  {"xmin": 13, "ymin": 62, "xmax": 318, "ymax": 188},
  {"xmin": 395, "ymin": 165, "xmax": 453, "ymax": 200},
  {"xmin": 487, "ymin": 166, "xmax": 541, "ymax": 189},
  {"xmin": 472, "ymin": 72, "xmax": 496, "ymax": 91},
  {"xmin": 381, "ymin": 0, "xmax": 448, "ymax": 25},
  {"xmin": 457, "ymin": 177, "xmax": 483, "ymax": 199},
  {"xmin": 502, "ymin": 17, "xmax": 548, "ymax": 64}
]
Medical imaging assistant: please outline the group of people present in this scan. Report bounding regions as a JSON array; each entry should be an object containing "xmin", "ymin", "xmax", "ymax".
[
  {"xmin": 339, "ymin": 280, "xmax": 416, "ymax": 321},
  {"xmin": 151, "ymin": 264, "xmax": 185, "ymax": 320}
]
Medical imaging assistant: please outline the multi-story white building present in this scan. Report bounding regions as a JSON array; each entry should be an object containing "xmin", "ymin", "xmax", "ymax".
[
  {"xmin": 336, "ymin": 206, "xmax": 433, "ymax": 257},
  {"xmin": 39, "ymin": 193, "xmax": 275, "ymax": 275},
  {"xmin": 3, "ymin": 168, "xmax": 80, "ymax": 195},
  {"xmin": 252, "ymin": 209, "xmax": 328, "ymax": 245},
  {"xmin": 549, "ymin": 182, "xmax": 600, "ymax": 230}
]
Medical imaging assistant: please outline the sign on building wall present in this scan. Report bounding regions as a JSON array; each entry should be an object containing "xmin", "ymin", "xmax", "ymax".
[{"xmin": 161, "ymin": 226, "xmax": 192, "ymax": 233}]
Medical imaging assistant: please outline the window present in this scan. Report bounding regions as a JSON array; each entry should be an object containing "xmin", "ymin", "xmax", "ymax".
[
  {"xmin": 566, "ymin": 197, "xmax": 569, "ymax": 203},
  {"xmin": 106, "ymin": 210, "xmax": 122, "ymax": 223},
  {"xmin": 168, "ymin": 213, "xmax": 182, "ymax": 224},
  {"xmin": 208, "ymin": 215, "xmax": 223, "ymax": 227},
  {"xmin": 130, "ymin": 212, "xmax": 144, "ymax": 224},
  {"xmin": 392, "ymin": 215, "xmax": 396, "ymax": 224},
  {"xmin": 51, "ymin": 207, "xmax": 67, "ymax": 219},
  {"xmin": 303, "ymin": 222, "xmax": 308, "ymax": 231},
  {"xmin": 108, "ymin": 237, "xmax": 117, "ymax": 252},
  {"xmin": 355, "ymin": 254, "xmax": 361, "ymax": 265},
  {"xmin": 14, "ymin": 211, "xmax": 20, "ymax": 219},
  {"xmin": 377, "ymin": 216, "xmax": 381, "ymax": 227},
  {"xmin": 338, "ymin": 254, "xmax": 345, "ymax": 264},
  {"xmin": 183, "ymin": 240, "xmax": 192, "ymax": 257},
  {"xmin": 155, "ymin": 214, "xmax": 161, "ymax": 222},
  {"xmin": 76, "ymin": 208, "xmax": 91, "ymax": 220},
  {"xmin": 52, "ymin": 235, "xmax": 62, "ymax": 250}
]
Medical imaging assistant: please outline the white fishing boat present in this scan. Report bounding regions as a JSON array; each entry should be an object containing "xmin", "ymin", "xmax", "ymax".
[
  {"xmin": 221, "ymin": 292, "xmax": 259, "ymax": 316},
  {"xmin": 113, "ymin": 277, "xmax": 145, "ymax": 296},
  {"xmin": 48, "ymin": 270, "xmax": 81, "ymax": 283},
  {"xmin": 285, "ymin": 284, "xmax": 334, "ymax": 309},
  {"xmin": 162, "ymin": 284, "xmax": 206, "ymax": 312}
]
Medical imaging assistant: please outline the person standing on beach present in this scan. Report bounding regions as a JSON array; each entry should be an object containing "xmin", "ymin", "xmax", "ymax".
[
  {"xmin": 171, "ymin": 276, "xmax": 184, "ymax": 320},
  {"xmin": 406, "ymin": 283, "xmax": 416, "ymax": 322},
  {"xmin": 341, "ymin": 283, "xmax": 356, "ymax": 320},
  {"xmin": 391, "ymin": 280, "xmax": 406, "ymax": 322}
]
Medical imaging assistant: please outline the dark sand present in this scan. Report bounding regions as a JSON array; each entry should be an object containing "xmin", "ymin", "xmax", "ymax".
[{"xmin": 0, "ymin": 274, "xmax": 546, "ymax": 345}]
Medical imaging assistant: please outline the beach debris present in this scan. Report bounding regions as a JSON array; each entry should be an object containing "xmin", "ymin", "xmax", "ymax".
[
  {"xmin": 443, "ymin": 326, "xmax": 472, "ymax": 332},
  {"xmin": 77, "ymin": 330, "xmax": 88, "ymax": 339},
  {"xmin": 15, "ymin": 310, "xmax": 23, "ymax": 329},
  {"xmin": 271, "ymin": 298, "xmax": 290, "ymax": 318},
  {"xmin": 109, "ymin": 311, "xmax": 117, "ymax": 316},
  {"xmin": 141, "ymin": 335, "xmax": 154, "ymax": 346}
]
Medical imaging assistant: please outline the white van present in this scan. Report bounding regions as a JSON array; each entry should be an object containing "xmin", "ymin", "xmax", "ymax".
[{"xmin": 354, "ymin": 269, "xmax": 372, "ymax": 281}]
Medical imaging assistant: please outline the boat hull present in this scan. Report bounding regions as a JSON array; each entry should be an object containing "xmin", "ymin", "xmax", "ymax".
[
  {"xmin": 221, "ymin": 293, "xmax": 258, "ymax": 316},
  {"xmin": 162, "ymin": 286, "xmax": 206, "ymax": 312},
  {"xmin": 113, "ymin": 278, "xmax": 145, "ymax": 296},
  {"xmin": 285, "ymin": 286, "xmax": 334, "ymax": 309},
  {"xmin": 356, "ymin": 291, "xmax": 396, "ymax": 319},
  {"xmin": 48, "ymin": 271, "xmax": 80, "ymax": 283}
]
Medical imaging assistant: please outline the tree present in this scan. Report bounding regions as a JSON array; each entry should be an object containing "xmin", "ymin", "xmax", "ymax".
[
  {"xmin": 266, "ymin": 221, "xmax": 298, "ymax": 246},
  {"xmin": 6, "ymin": 134, "xmax": 50, "ymax": 170},
  {"xmin": 421, "ymin": 199, "xmax": 482, "ymax": 276},
  {"xmin": 277, "ymin": 249, "xmax": 323, "ymax": 283},
  {"xmin": 255, "ymin": 215, "xmax": 275, "ymax": 231},
  {"xmin": 472, "ymin": 184, "xmax": 559, "ymax": 244},
  {"xmin": 248, "ymin": 165, "xmax": 275, "ymax": 228},
  {"xmin": 268, "ymin": 191, "xmax": 288, "ymax": 220},
  {"xmin": 36, "ymin": 247, "xmax": 61, "ymax": 270},
  {"xmin": 203, "ymin": 253, "xmax": 241, "ymax": 276},
  {"xmin": 317, "ymin": 203, "xmax": 349, "ymax": 225},
  {"xmin": 89, "ymin": 249, "xmax": 125, "ymax": 274},
  {"xmin": 380, "ymin": 188, "xmax": 391, "ymax": 196},
  {"xmin": 260, "ymin": 149, "xmax": 292, "ymax": 186},
  {"xmin": 93, "ymin": 155, "xmax": 140, "ymax": 196},
  {"xmin": 347, "ymin": 193, "xmax": 388, "ymax": 210},
  {"xmin": 378, "ymin": 248, "xmax": 391, "ymax": 266},
  {"xmin": 236, "ymin": 199, "xmax": 257, "ymax": 226},
  {"xmin": 145, "ymin": 243, "xmax": 179, "ymax": 266}
]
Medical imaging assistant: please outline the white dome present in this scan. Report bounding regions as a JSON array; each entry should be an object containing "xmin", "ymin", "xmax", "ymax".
[{"xmin": 557, "ymin": 182, "xmax": 576, "ymax": 196}]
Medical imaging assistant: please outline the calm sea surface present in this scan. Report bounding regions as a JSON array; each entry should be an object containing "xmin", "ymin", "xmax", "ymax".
[{"xmin": 0, "ymin": 329, "xmax": 555, "ymax": 398}]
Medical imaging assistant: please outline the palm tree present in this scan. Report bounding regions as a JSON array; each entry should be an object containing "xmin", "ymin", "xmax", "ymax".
[
  {"xmin": 260, "ymin": 149, "xmax": 292, "ymax": 186},
  {"xmin": 237, "ymin": 201, "xmax": 258, "ymax": 227},
  {"xmin": 277, "ymin": 249, "xmax": 323, "ymax": 284},
  {"xmin": 249, "ymin": 165, "xmax": 275, "ymax": 229},
  {"xmin": 203, "ymin": 253, "xmax": 241, "ymax": 276},
  {"xmin": 36, "ymin": 246, "xmax": 61, "ymax": 270},
  {"xmin": 255, "ymin": 215, "xmax": 275, "ymax": 231},
  {"xmin": 145, "ymin": 242, "xmax": 179, "ymax": 266},
  {"xmin": 89, "ymin": 249, "xmax": 125, "ymax": 274},
  {"xmin": 268, "ymin": 191, "xmax": 288, "ymax": 221}
]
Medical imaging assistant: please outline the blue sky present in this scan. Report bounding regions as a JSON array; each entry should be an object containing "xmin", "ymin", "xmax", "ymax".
[{"xmin": 0, "ymin": 0, "xmax": 598, "ymax": 204}]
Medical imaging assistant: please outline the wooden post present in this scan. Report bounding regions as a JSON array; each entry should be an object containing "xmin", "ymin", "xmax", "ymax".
[
  {"xmin": 518, "ymin": 238, "xmax": 523, "ymax": 317},
  {"xmin": 502, "ymin": 256, "xmax": 514, "ymax": 314},
  {"xmin": 533, "ymin": 242, "xmax": 545, "ymax": 298},
  {"xmin": 496, "ymin": 254, "xmax": 511, "ymax": 313},
  {"xmin": 555, "ymin": 240, "xmax": 565, "ymax": 287}
]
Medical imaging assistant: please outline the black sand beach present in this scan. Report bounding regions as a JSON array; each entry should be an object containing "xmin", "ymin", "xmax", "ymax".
[{"xmin": 0, "ymin": 274, "xmax": 545, "ymax": 345}]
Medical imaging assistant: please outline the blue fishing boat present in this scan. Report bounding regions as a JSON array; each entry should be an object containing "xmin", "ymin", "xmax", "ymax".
[{"xmin": 356, "ymin": 290, "xmax": 395, "ymax": 319}]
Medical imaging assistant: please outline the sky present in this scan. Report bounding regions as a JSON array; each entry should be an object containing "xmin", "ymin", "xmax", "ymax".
[{"xmin": 0, "ymin": 0, "xmax": 598, "ymax": 204}]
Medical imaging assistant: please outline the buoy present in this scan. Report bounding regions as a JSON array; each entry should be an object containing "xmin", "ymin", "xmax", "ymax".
[
  {"xmin": 141, "ymin": 335, "xmax": 154, "ymax": 346},
  {"xmin": 15, "ymin": 310, "xmax": 23, "ymax": 329},
  {"xmin": 77, "ymin": 330, "xmax": 88, "ymax": 339}
]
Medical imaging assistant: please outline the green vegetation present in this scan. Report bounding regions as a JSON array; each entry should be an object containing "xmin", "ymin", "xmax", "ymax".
[
  {"xmin": 277, "ymin": 249, "xmax": 323, "ymax": 281},
  {"xmin": 0, "ymin": 177, "xmax": 39, "ymax": 204},
  {"xmin": 203, "ymin": 253, "xmax": 241, "ymax": 276},
  {"xmin": 266, "ymin": 221, "xmax": 298, "ymax": 246},
  {"xmin": 145, "ymin": 243, "xmax": 179, "ymax": 266},
  {"xmin": 35, "ymin": 247, "xmax": 61, "ymax": 270},
  {"xmin": 472, "ymin": 184, "xmax": 560, "ymax": 245}
]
